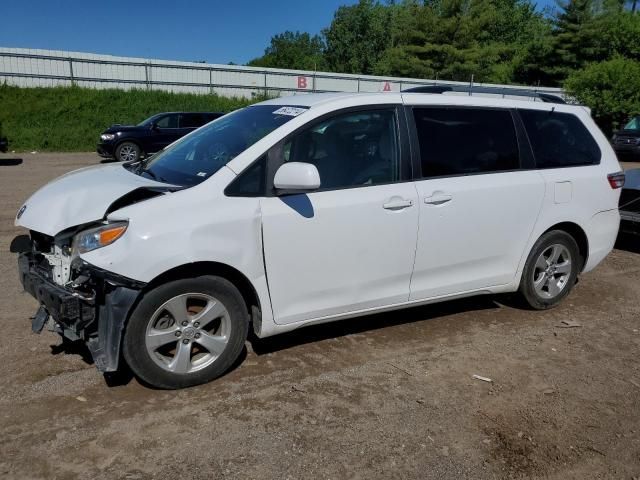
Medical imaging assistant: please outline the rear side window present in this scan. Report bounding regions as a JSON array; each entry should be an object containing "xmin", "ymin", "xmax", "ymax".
[
  {"xmin": 519, "ymin": 110, "xmax": 601, "ymax": 168},
  {"xmin": 413, "ymin": 107, "xmax": 520, "ymax": 177},
  {"xmin": 180, "ymin": 113, "xmax": 204, "ymax": 128}
]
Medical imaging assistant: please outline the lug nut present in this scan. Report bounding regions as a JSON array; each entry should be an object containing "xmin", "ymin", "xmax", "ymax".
[
  {"xmin": 195, "ymin": 333, "xmax": 201, "ymax": 339},
  {"xmin": 194, "ymin": 322, "xmax": 200, "ymax": 327},
  {"xmin": 175, "ymin": 331, "xmax": 181, "ymax": 337},
  {"xmin": 182, "ymin": 339, "xmax": 189, "ymax": 344},
  {"xmin": 181, "ymin": 321, "xmax": 188, "ymax": 326}
]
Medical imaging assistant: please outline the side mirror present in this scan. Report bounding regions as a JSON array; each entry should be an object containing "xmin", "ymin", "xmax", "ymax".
[
  {"xmin": 150, "ymin": 123, "xmax": 159, "ymax": 131},
  {"xmin": 274, "ymin": 162, "xmax": 321, "ymax": 193}
]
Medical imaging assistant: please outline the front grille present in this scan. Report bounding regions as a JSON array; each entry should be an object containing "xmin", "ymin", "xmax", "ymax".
[
  {"xmin": 620, "ymin": 189, "xmax": 640, "ymax": 214},
  {"xmin": 615, "ymin": 136, "xmax": 639, "ymax": 146}
]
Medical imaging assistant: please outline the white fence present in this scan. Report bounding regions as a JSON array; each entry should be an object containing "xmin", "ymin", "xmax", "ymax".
[{"xmin": 0, "ymin": 47, "xmax": 563, "ymax": 100}]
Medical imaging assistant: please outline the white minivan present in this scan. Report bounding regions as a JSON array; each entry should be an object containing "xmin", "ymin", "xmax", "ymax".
[{"xmin": 13, "ymin": 91, "xmax": 623, "ymax": 389}]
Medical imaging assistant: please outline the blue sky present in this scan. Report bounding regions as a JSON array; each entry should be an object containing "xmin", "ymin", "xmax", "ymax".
[{"xmin": 1, "ymin": 0, "xmax": 555, "ymax": 65}]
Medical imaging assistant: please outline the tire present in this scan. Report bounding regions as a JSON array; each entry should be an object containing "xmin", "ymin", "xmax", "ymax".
[
  {"xmin": 115, "ymin": 142, "xmax": 141, "ymax": 162},
  {"xmin": 122, "ymin": 276, "xmax": 249, "ymax": 389},
  {"xmin": 518, "ymin": 230, "xmax": 581, "ymax": 310}
]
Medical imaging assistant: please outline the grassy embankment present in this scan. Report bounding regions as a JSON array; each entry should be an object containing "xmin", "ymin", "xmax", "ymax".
[{"xmin": 0, "ymin": 84, "xmax": 258, "ymax": 152}]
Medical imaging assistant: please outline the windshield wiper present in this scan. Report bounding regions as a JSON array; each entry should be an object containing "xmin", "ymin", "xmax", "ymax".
[{"xmin": 140, "ymin": 168, "xmax": 168, "ymax": 183}]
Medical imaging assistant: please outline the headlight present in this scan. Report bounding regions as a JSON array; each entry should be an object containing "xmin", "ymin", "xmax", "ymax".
[
  {"xmin": 74, "ymin": 222, "xmax": 128, "ymax": 254},
  {"xmin": 101, "ymin": 133, "xmax": 116, "ymax": 141}
]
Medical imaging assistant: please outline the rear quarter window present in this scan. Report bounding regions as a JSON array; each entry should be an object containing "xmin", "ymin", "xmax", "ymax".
[{"xmin": 519, "ymin": 109, "xmax": 601, "ymax": 168}]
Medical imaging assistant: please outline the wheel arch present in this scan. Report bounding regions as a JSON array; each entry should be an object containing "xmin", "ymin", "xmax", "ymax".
[
  {"xmin": 115, "ymin": 138, "xmax": 145, "ymax": 157},
  {"xmin": 542, "ymin": 221, "xmax": 589, "ymax": 272},
  {"xmin": 143, "ymin": 261, "xmax": 262, "ymax": 318}
]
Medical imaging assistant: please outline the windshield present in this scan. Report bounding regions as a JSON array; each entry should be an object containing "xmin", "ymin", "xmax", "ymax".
[
  {"xmin": 624, "ymin": 117, "xmax": 640, "ymax": 130},
  {"xmin": 135, "ymin": 105, "xmax": 307, "ymax": 186},
  {"xmin": 137, "ymin": 114, "xmax": 160, "ymax": 127}
]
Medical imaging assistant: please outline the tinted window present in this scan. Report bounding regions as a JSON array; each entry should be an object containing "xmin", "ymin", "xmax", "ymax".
[
  {"xmin": 155, "ymin": 114, "xmax": 179, "ymax": 128},
  {"xmin": 413, "ymin": 107, "xmax": 519, "ymax": 177},
  {"xmin": 520, "ymin": 109, "xmax": 601, "ymax": 168},
  {"xmin": 204, "ymin": 113, "xmax": 223, "ymax": 123},
  {"xmin": 180, "ymin": 113, "xmax": 204, "ymax": 128},
  {"xmin": 624, "ymin": 117, "xmax": 640, "ymax": 130},
  {"xmin": 225, "ymin": 156, "xmax": 266, "ymax": 197},
  {"xmin": 283, "ymin": 109, "xmax": 400, "ymax": 190}
]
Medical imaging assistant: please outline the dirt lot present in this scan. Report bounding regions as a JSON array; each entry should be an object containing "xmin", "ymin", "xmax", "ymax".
[{"xmin": 0, "ymin": 152, "xmax": 639, "ymax": 479}]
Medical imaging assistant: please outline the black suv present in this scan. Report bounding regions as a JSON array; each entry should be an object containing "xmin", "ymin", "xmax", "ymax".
[
  {"xmin": 0, "ymin": 121, "xmax": 8, "ymax": 153},
  {"xmin": 97, "ymin": 111, "xmax": 223, "ymax": 162},
  {"xmin": 611, "ymin": 116, "xmax": 640, "ymax": 161}
]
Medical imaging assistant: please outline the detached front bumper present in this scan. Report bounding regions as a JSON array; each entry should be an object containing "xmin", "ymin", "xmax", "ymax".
[{"xmin": 17, "ymin": 250, "xmax": 144, "ymax": 372}]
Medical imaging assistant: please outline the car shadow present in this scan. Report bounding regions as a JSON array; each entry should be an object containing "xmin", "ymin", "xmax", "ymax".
[
  {"xmin": 615, "ymin": 232, "xmax": 640, "ymax": 254},
  {"xmin": 0, "ymin": 158, "xmax": 23, "ymax": 166},
  {"xmin": 50, "ymin": 295, "xmax": 503, "ymax": 388},
  {"xmin": 50, "ymin": 338, "xmax": 94, "ymax": 365},
  {"xmin": 249, "ymin": 295, "xmax": 502, "ymax": 356}
]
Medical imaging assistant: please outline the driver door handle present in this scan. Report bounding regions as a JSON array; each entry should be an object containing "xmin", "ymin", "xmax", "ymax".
[
  {"xmin": 383, "ymin": 198, "xmax": 414, "ymax": 211},
  {"xmin": 424, "ymin": 193, "xmax": 452, "ymax": 205}
]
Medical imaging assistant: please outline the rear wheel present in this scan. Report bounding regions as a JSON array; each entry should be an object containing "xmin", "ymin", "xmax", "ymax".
[
  {"xmin": 518, "ymin": 230, "xmax": 580, "ymax": 310},
  {"xmin": 123, "ymin": 276, "xmax": 249, "ymax": 389},
  {"xmin": 115, "ymin": 142, "xmax": 141, "ymax": 162}
]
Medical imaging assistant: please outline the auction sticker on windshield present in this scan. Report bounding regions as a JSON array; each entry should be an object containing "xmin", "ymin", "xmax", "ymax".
[{"xmin": 272, "ymin": 106, "xmax": 307, "ymax": 117}]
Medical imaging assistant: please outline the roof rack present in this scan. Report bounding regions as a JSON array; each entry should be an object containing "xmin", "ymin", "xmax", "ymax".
[{"xmin": 402, "ymin": 85, "xmax": 566, "ymax": 104}]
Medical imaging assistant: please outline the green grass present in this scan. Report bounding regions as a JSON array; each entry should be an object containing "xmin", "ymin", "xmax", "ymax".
[{"xmin": 0, "ymin": 84, "xmax": 261, "ymax": 152}]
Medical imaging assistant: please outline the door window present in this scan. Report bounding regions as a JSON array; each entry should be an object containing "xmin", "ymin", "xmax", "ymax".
[
  {"xmin": 519, "ymin": 109, "xmax": 601, "ymax": 168},
  {"xmin": 283, "ymin": 109, "xmax": 400, "ymax": 190},
  {"xmin": 413, "ymin": 107, "xmax": 520, "ymax": 177},
  {"xmin": 155, "ymin": 114, "xmax": 179, "ymax": 129},
  {"xmin": 180, "ymin": 113, "xmax": 204, "ymax": 128}
]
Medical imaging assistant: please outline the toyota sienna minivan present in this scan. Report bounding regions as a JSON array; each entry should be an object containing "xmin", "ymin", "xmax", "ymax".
[{"xmin": 12, "ymin": 91, "xmax": 623, "ymax": 389}]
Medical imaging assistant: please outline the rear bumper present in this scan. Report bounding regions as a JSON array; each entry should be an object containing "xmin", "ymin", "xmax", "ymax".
[
  {"xmin": 620, "ymin": 210, "xmax": 640, "ymax": 235},
  {"xmin": 17, "ymin": 251, "xmax": 144, "ymax": 372},
  {"xmin": 613, "ymin": 145, "xmax": 640, "ymax": 160}
]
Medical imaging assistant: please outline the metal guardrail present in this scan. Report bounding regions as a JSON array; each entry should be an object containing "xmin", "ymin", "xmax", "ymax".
[{"xmin": 0, "ymin": 48, "xmax": 564, "ymax": 99}]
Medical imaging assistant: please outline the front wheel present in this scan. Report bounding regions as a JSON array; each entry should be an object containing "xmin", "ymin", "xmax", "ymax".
[
  {"xmin": 518, "ymin": 230, "xmax": 581, "ymax": 310},
  {"xmin": 115, "ymin": 142, "xmax": 141, "ymax": 162},
  {"xmin": 122, "ymin": 276, "xmax": 249, "ymax": 389}
]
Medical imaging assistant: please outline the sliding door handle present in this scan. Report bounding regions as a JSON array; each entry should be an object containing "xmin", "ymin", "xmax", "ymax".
[{"xmin": 424, "ymin": 193, "xmax": 452, "ymax": 205}]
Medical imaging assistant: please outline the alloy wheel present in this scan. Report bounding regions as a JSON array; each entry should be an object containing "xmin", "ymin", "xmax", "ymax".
[
  {"xmin": 144, "ymin": 293, "xmax": 231, "ymax": 374},
  {"xmin": 532, "ymin": 244, "xmax": 572, "ymax": 299}
]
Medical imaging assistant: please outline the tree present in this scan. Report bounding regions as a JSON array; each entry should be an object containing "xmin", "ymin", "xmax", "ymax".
[
  {"xmin": 374, "ymin": 0, "xmax": 552, "ymax": 83},
  {"xmin": 248, "ymin": 31, "xmax": 326, "ymax": 71},
  {"xmin": 323, "ymin": 0, "xmax": 394, "ymax": 75},
  {"xmin": 565, "ymin": 57, "xmax": 640, "ymax": 134}
]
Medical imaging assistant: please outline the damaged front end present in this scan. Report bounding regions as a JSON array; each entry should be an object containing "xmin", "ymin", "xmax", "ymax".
[{"xmin": 12, "ymin": 230, "xmax": 144, "ymax": 372}]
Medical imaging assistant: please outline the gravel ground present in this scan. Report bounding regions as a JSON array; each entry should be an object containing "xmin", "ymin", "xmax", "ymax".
[{"xmin": 0, "ymin": 152, "xmax": 639, "ymax": 479}]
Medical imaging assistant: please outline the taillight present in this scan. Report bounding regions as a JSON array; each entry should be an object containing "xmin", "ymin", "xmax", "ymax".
[{"xmin": 608, "ymin": 171, "xmax": 625, "ymax": 189}]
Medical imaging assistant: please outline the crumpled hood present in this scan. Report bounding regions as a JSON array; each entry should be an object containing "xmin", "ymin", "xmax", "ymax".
[{"xmin": 15, "ymin": 163, "xmax": 172, "ymax": 236}]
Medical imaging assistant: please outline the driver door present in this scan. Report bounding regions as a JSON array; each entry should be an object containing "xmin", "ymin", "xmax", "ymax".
[
  {"xmin": 260, "ymin": 107, "xmax": 419, "ymax": 325},
  {"xmin": 151, "ymin": 113, "xmax": 182, "ymax": 152}
]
